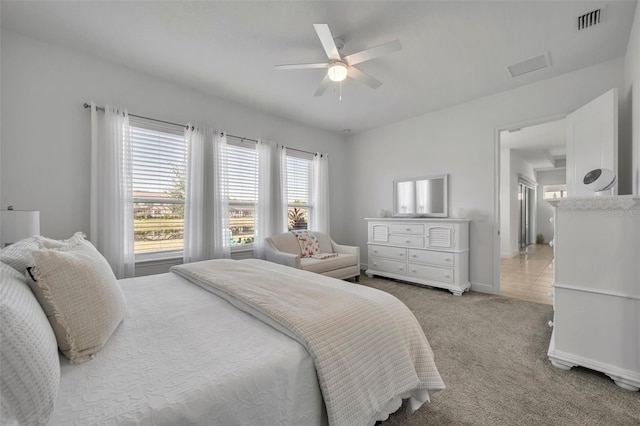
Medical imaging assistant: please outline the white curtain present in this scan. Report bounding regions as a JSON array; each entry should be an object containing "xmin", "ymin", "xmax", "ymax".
[
  {"xmin": 183, "ymin": 125, "xmax": 206, "ymax": 263},
  {"xmin": 89, "ymin": 102, "xmax": 135, "ymax": 279},
  {"xmin": 254, "ymin": 140, "xmax": 286, "ymax": 259},
  {"xmin": 310, "ymin": 153, "xmax": 330, "ymax": 233},
  {"xmin": 280, "ymin": 146, "xmax": 289, "ymax": 232},
  {"xmin": 183, "ymin": 126, "xmax": 230, "ymax": 262},
  {"xmin": 211, "ymin": 131, "xmax": 231, "ymax": 259}
]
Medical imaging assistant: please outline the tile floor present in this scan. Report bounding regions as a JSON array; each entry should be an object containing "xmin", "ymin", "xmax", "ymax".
[{"xmin": 500, "ymin": 244, "xmax": 554, "ymax": 305}]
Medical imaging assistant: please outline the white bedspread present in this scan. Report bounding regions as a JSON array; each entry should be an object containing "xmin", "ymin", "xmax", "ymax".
[
  {"xmin": 171, "ymin": 259, "xmax": 445, "ymax": 426},
  {"xmin": 49, "ymin": 272, "xmax": 324, "ymax": 425}
]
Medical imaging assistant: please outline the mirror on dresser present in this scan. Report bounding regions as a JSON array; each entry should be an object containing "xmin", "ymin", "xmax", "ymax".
[{"xmin": 393, "ymin": 174, "xmax": 448, "ymax": 217}]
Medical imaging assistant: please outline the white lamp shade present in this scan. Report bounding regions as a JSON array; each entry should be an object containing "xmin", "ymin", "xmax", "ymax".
[
  {"xmin": 1, "ymin": 210, "xmax": 40, "ymax": 247},
  {"xmin": 328, "ymin": 62, "xmax": 348, "ymax": 82}
]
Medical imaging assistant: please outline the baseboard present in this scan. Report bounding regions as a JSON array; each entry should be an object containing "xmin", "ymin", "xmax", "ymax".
[
  {"xmin": 500, "ymin": 251, "xmax": 519, "ymax": 259},
  {"xmin": 470, "ymin": 281, "xmax": 497, "ymax": 294}
]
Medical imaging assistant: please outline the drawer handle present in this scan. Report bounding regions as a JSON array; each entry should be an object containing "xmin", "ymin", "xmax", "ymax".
[
  {"xmin": 373, "ymin": 262, "xmax": 377, "ymax": 267},
  {"xmin": 373, "ymin": 249, "xmax": 378, "ymax": 253},
  {"xmin": 406, "ymin": 240, "xmax": 411, "ymax": 243},
  {"xmin": 399, "ymin": 267, "xmax": 404, "ymax": 271},
  {"xmin": 548, "ymin": 321, "xmax": 554, "ymax": 328},
  {"xmin": 444, "ymin": 274, "xmax": 450, "ymax": 278},
  {"xmin": 412, "ymin": 254, "xmax": 417, "ymax": 258},
  {"xmin": 406, "ymin": 227, "xmax": 411, "ymax": 231},
  {"xmin": 411, "ymin": 269, "xmax": 416, "ymax": 273},
  {"xmin": 399, "ymin": 253, "xmax": 404, "ymax": 257},
  {"xmin": 445, "ymin": 258, "xmax": 451, "ymax": 262}
]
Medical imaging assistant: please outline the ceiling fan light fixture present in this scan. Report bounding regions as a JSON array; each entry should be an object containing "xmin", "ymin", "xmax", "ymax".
[{"xmin": 328, "ymin": 61, "xmax": 348, "ymax": 82}]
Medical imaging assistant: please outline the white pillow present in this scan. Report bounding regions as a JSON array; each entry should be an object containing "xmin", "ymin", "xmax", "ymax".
[
  {"xmin": 27, "ymin": 237, "xmax": 127, "ymax": 364},
  {"xmin": 0, "ymin": 262, "xmax": 60, "ymax": 426},
  {"xmin": 0, "ymin": 236, "xmax": 40, "ymax": 274}
]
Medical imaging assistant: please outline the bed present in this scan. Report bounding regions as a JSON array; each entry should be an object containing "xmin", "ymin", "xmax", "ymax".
[{"xmin": 0, "ymin": 235, "xmax": 445, "ymax": 426}]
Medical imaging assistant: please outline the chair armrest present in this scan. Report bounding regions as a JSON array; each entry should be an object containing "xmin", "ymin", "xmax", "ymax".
[
  {"xmin": 332, "ymin": 242, "xmax": 360, "ymax": 266},
  {"xmin": 265, "ymin": 242, "xmax": 301, "ymax": 269}
]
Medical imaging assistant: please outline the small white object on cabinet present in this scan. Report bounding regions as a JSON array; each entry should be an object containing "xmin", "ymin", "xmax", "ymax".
[
  {"xmin": 547, "ymin": 196, "xmax": 640, "ymax": 391},
  {"xmin": 365, "ymin": 218, "xmax": 470, "ymax": 296}
]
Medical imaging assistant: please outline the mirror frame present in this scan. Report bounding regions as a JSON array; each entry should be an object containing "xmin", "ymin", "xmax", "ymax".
[{"xmin": 392, "ymin": 174, "xmax": 448, "ymax": 218}]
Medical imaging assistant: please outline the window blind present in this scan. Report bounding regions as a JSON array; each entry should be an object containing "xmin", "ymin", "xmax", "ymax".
[
  {"xmin": 130, "ymin": 117, "xmax": 186, "ymax": 200},
  {"xmin": 227, "ymin": 143, "xmax": 258, "ymax": 204},
  {"xmin": 286, "ymin": 156, "xmax": 310, "ymax": 205}
]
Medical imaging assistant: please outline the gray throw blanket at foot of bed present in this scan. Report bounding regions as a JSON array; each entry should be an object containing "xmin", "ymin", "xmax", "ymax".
[{"xmin": 171, "ymin": 259, "xmax": 445, "ymax": 426}]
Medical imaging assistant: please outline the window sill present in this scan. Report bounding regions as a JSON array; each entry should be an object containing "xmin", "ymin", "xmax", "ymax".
[{"xmin": 135, "ymin": 250, "xmax": 183, "ymax": 265}]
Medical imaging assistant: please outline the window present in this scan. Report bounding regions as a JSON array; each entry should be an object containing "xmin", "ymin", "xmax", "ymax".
[
  {"xmin": 130, "ymin": 117, "xmax": 187, "ymax": 255},
  {"xmin": 227, "ymin": 139, "xmax": 258, "ymax": 247},
  {"xmin": 543, "ymin": 184, "xmax": 568, "ymax": 200},
  {"xmin": 286, "ymin": 154, "xmax": 312, "ymax": 230}
]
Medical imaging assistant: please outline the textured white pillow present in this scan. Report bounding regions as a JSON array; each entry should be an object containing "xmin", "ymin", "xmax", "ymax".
[
  {"xmin": 0, "ymin": 236, "xmax": 40, "ymax": 274},
  {"xmin": 0, "ymin": 262, "xmax": 60, "ymax": 426},
  {"xmin": 27, "ymin": 237, "xmax": 127, "ymax": 364}
]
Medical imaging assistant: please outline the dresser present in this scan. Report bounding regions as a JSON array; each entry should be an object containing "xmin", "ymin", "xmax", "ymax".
[
  {"xmin": 547, "ymin": 196, "xmax": 640, "ymax": 391},
  {"xmin": 365, "ymin": 218, "xmax": 470, "ymax": 295}
]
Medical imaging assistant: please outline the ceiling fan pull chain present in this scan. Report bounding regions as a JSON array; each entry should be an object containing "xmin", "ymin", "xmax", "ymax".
[{"xmin": 339, "ymin": 81, "xmax": 342, "ymax": 101}]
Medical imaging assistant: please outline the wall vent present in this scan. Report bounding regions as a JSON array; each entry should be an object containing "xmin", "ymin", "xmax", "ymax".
[
  {"xmin": 578, "ymin": 9, "xmax": 601, "ymax": 30},
  {"xmin": 507, "ymin": 53, "xmax": 551, "ymax": 78}
]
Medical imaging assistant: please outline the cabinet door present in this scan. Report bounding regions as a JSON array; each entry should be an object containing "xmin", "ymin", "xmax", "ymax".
[
  {"xmin": 426, "ymin": 226, "xmax": 454, "ymax": 249},
  {"xmin": 370, "ymin": 224, "xmax": 391, "ymax": 243}
]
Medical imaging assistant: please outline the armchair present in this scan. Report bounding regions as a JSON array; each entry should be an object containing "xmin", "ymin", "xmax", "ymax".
[{"xmin": 265, "ymin": 231, "xmax": 360, "ymax": 281}]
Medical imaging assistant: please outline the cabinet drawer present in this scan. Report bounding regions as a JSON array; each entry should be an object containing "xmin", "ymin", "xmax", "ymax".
[
  {"xmin": 390, "ymin": 224, "xmax": 425, "ymax": 235},
  {"xmin": 389, "ymin": 235, "xmax": 424, "ymax": 248},
  {"xmin": 369, "ymin": 245, "xmax": 407, "ymax": 260},
  {"xmin": 369, "ymin": 258, "xmax": 407, "ymax": 275},
  {"xmin": 408, "ymin": 264, "xmax": 454, "ymax": 284},
  {"xmin": 408, "ymin": 249, "xmax": 455, "ymax": 267}
]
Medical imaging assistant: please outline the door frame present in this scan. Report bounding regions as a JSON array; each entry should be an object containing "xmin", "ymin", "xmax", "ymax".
[{"xmin": 493, "ymin": 113, "xmax": 566, "ymax": 294}]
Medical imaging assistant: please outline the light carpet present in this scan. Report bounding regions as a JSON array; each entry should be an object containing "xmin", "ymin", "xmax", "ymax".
[{"xmin": 359, "ymin": 275, "xmax": 640, "ymax": 426}]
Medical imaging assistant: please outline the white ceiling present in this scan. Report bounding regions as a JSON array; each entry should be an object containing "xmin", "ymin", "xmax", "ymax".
[
  {"xmin": 1, "ymin": 1, "xmax": 637, "ymax": 134},
  {"xmin": 500, "ymin": 119, "xmax": 567, "ymax": 170}
]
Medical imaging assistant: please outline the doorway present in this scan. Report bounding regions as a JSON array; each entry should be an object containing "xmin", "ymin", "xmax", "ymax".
[{"xmin": 497, "ymin": 117, "xmax": 566, "ymax": 305}]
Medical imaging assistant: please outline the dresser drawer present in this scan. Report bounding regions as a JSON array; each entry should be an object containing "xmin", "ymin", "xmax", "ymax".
[
  {"xmin": 369, "ymin": 258, "xmax": 407, "ymax": 275},
  {"xmin": 390, "ymin": 224, "xmax": 425, "ymax": 235},
  {"xmin": 408, "ymin": 249, "xmax": 455, "ymax": 267},
  {"xmin": 389, "ymin": 235, "xmax": 424, "ymax": 248},
  {"xmin": 408, "ymin": 264, "xmax": 454, "ymax": 284},
  {"xmin": 369, "ymin": 245, "xmax": 407, "ymax": 260}
]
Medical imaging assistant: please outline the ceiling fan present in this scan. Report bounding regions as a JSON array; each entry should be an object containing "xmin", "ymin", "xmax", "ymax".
[{"xmin": 275, "ymin": 24, "xmax": 401, "ymax": 97}]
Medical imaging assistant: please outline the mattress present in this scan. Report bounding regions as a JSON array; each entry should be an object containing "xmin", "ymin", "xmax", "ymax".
[{"xmin": 49, "ymin": 272, "xmax": 324, "ymax": 425}]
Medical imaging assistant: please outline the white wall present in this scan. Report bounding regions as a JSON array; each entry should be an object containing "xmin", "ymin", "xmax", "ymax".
[
  {"xmin": 626, "ymin": 2, "xmax": 640, "ymax": 195},
  {"xmin": 346, "ymin": 57, "xmax": 626, "ymax": 294},
  {"xmin": 535, "ymin": 169, "xmax": 566, "ymax": 244},
  {"xmin": 0, "ymin": 30, "xmax": 349, "ymax": 246}
]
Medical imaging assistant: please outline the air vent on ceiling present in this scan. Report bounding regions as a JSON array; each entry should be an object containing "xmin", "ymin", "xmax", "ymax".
[
  {"xmin": 506, "ymin": 53, "xmax": 551, "ymax": 78},
  {"xmin": 578, "ymin": 9, "xmax": 602, "ymax": 30}
]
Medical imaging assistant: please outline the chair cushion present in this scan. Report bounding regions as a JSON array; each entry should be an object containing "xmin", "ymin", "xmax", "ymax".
[{"xmin": 300, "ymin": 253, "xmax": 357, "ymax": 274}]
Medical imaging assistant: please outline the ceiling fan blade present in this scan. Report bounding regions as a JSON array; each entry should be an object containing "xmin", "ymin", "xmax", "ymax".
[
  {"xmin": 348, "ymin": 66, "xmax": 382, "ymax": 89},
  {"xmin": 275, "ymin": 63, "xmax": 328, "ymax": 70},
  {"xmin": 314, "ymin": 74, "xmax": 332, "ymax": 97},
  {"xmin": 344, "ymin": 39, "xmax": 401, "ymax": 66},
  {"xmin": 313, "ymin": 24, "xmax": 341, "ymax": 61}
]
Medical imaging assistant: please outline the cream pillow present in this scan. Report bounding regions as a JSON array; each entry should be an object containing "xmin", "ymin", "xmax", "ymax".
[{"xmin": 27, "ymin": 237, "xmax": 127, "ymax": 364}]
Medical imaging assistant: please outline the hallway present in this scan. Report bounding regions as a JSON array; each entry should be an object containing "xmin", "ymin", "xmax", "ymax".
[{"xmin": 500, "ymin": 244, "xmax": 554, "ymax": 305}]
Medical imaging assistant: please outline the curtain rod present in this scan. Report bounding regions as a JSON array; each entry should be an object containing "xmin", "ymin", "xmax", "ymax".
[{"xmin": 83, "ymin": 102, "xmax": 315, "ymax": 155}]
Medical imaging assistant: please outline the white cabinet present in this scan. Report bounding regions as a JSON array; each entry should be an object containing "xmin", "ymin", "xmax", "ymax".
[
  {"xmin": 365, "ymin": 218, "xmax": 470, "ymax": 296},
  {"xmin": 547, "ymin": 196, "xmax": 640, "ymax": 391}
]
